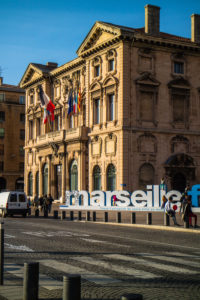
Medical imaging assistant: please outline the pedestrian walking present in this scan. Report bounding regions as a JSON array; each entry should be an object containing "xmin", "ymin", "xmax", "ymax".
[
  {"xmin": 43, "ymin": 195, "xmax": 49, "ymax": 215},
  {"xmin": 164, "ymin": 196, "xmax": 179, "ymax": 226},
  {"xmin": 47, "ymin": 194, "xmax": 54, "ymax": 213},
  {"xmin": 39, "ymin": 196, "xmax": 44, "ymax": 212}
]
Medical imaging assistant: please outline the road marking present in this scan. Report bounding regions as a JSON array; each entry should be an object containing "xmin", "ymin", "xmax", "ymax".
[
  {"xmin": 5, "ymin": 243, "xmax": 34, "ymax": 252},
  {"xmin": 80, "ymin": 238, "xmax": 131, "ymax": 248},
  {"xmin": 72, "ymin": 256, "xmax": 161, "ymax": 279},
  {"xmin": 5, "ymin": 234, "xmax": 15, "ymax": 238},
  {"xmin": 5, "ymin": 263, "xmax": 62, "ymax": 290},
  {"xmin": 141, "ymin": 253, "xmax": 200, "ymax": 268},
  {"xmin": 22, "ymin": 231, "xmax": 90, "ymax": 238},
  {"xmin": 104, "ymin": 254, "xmax": 199, "ymax": 275},
  {"xmin": 39, "ymin": 259, "xmax": 121, "ymax": 285},
  {"xmin": 165, "ymin": 252, "xmax": 200, "ymax": 259}
]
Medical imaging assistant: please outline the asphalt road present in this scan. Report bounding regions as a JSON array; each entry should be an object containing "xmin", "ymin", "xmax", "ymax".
[{"xmin": 1, "ymin": 216, "xmax": 200, "ymax": 300}]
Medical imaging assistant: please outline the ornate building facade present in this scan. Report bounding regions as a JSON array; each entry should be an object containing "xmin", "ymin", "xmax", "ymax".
[
  {"xmin": 20, "ymin": 5, "xmax": 200, "ymax": 201},
  {"xmin": 0, "ymin": 77, "xmax": 25, "ymax": 191}
]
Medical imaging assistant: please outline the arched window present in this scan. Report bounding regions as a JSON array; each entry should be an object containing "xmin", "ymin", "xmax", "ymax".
[
  {"xmin": 36, "ymin": 171, "xmax": 39, "ymax": 196},
  {"xmin": 139, "ymin": 163, "xmax": 154, "ymax": 189},
  {"xmin": 70, "ymin": 160, "xmax": 78, "ymax": 191},
  {"xmin": 107, "ymin": 164, "xmax": 116, "ymax": 191},
  {"xmin": 93, "ymin": 165, "xmax": 101, "ymax": 190},
  {"xmin": 42, "ymin": 164, "xmax": 48, "ymax": 195},
  {"xmin": 28, "ymin": 172, "xmax": 33, "ymax": 196}
]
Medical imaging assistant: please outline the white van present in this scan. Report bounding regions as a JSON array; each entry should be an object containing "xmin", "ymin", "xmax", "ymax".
[{"xmin": 0, "ymin": 192, "xmax": 29, "ymax": 217}]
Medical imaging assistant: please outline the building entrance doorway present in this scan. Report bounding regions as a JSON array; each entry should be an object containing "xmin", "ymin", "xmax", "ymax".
[
  {"xmin": 55, "ymin": 165, "xmax": 62, "ymax": 199},
  {"xmin": 172, "ymin": 173, "xmax": 186, "ymax": 193},
  {"xmin": 0, "ymin": 177, "xmax": 6, "ymax": 192}
]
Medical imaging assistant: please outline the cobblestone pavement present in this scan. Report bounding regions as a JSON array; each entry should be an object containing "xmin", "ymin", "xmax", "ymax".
[{"xmin": 0, "ymin": 204, "xmax": 199, "ymax": 300}]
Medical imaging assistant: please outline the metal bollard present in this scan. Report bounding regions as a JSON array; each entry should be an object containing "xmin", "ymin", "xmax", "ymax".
[
  {"xmin": 63, "ymin": 275, "xmax": 81, "ymax": 300},
  {"xmin": 131, "ymin": 212, "xmax": 136, "ymax": 224},
  {"xmin": 23, "ymin": 262, "xmax": 39, "ymax": 300},
  {"xmin": 92, "ymin": 211, "xmax": 96, "ymax": 222},
  {"xmin": 164, "ymin": 213, "xmax": 170, "ymax": 226},
  {"xmin": 70, "ymin": 211, "xmax": 74, "ymax": 221},
  {"xmin": 54, "ymin": 210, "xmax": 58, "ymax": 219},
  {"xmin": 184, "ymin": 216, "xmax": 189, "ymax": 228},
  {"xmin": 78, "ymin": 211, "xmax": 82, "ymax": 221},
  {"xmin": 104, "ymin": 212, "xmax": 108, "ymax": 222},
  {"xmin": 86, "ymin": 211, "xmax": 90, "ymax": 221},
  {"xmin": 35, "ymin": 209, "xmax": 39, "ymax": 218},
  {"xmin": 0, "ymin": 222, "xmax": 4, "ymax": 285},
  {"xmin": 117, "ymin": 212, "xmax": 121, "ymax": 223},
  {"xmin": 61, "ymin": 211, "xmax": 66, "ymax": 220},
  {"xmin": 121, "ymin": 293, "xmax": 143, "ymax": 300},
  {"xmin": 147, "ymin": 213, "xmax": 152, "ymax": 225}
]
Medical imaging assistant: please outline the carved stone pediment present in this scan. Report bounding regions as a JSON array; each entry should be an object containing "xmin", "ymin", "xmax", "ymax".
[
  {"xmin": 168, "ymin": 77, "xmax": 190, "ymax": 89},
  {"xmin": 77, "ymin": 22, "xmax": 121, "ymax": 56},
  {"xmin": 135, "ymin": 72, "xmax": 160, "ymax": 86}
]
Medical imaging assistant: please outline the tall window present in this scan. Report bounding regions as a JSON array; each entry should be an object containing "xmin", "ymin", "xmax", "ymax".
[
  {"xmin": 20, "ymin": 113, "xmax": 25, "ymax": 123},
  {"xmin": 29, "ymin": 120, "xmax": 33, "ymax": 139},
  {"xmin": 20, "ymin": 129, "xmax": 25, "ymax": 140},
  {"xmin": 19, "ymin": 95, "xmax": 25, "ymax": 104},
  {"xmin": 0, "ymin": 128, "xmax": 5, "ymax": 139},
  {"xmin": 0, "ymin": 112, "xmax": 5, "ymax": 122},
  {"xmin": 140, "ymin": 91, "xmax": 154, "ymax": 122},
  {"xmin": 36, "ymin": 118, "xmax": 41, "ymax": 136},
  {"xmin": 108, "ymin": 94, "xmax": 114, "ymax": 121},
  {"xmin": 93, "ymin": 165, "xmax": 101, "ymax": 190},
  {"xmin": 174, "ymin": 62, "xmax": 184, "ymax": 74},
  {"xmin": 54, "ymin": 115, "xmax": 60, "ymax": 131},
  {"xmin": 107, "ymin": 164, "xmax": 116, "ymax": 191},
  {"xmin": 28, "ymin": 172, "xmax": 33, "ymax": 196},
  {"xmin": 0, "ymin": 162, "xmax": 4, "ymax": 172},
  {"xmin": 42, "ymin": 164, "xmax": 48, "ymax": 195},
  {"xmin": 0, "ymin": 145, "xmax": 4, "ymax": 155},
  {"xmin": 36, "ymin": 171, "xmax": 39, "ymax": 196},
  {"xmin": 172, "ymin": 93, "xmax": 188, "ymax": 123},
  {"xmin": 19, "ymin": 146, "xmax": 24, "ymax": 156},
  {"xmin": 0, "ymin": 94, "xmax": 5, "ymax": 102},
  {"xmin": 93, "ymin": 98, "xmax": 100, "ymax": 125},
  {"xmin": 108, "ymin": 59, "xmax": 114, "ymax": 71},
  {"xmin": 30, "ymin": 95, "xmax": 34, "ymax": 105},
  {"xmin": 94, "ymin": 65, "xmax": 100, "ymax": 77},
  {"xmin": 70, "ymin": 160, "xmax": 78, "ymax": 191}
]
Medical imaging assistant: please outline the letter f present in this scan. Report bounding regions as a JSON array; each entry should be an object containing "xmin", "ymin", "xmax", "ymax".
[{"xmin": 187, "ymin": 184, "xmax": 200, "ymax": 207}]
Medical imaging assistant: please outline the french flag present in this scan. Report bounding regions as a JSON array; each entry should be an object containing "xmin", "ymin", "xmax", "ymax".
[{"xmin": 39, "ymin": 85, "xmax": 55, "ymax": 123}]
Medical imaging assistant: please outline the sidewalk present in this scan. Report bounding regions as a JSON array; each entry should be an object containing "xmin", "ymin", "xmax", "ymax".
[{"xmin": 30, "ymin": 202, "xmax": 200, "ymax": 233}]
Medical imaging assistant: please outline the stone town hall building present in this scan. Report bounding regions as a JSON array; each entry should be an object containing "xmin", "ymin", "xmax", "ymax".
[{"xmin": 20, "ymin": 5, "xmax": 200, "ymax": 202}]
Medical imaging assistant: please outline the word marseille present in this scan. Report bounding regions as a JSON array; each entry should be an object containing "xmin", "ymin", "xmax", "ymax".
[{"xmin": 59, "ymin": 185, "xmax": 200, "ymax": 211}]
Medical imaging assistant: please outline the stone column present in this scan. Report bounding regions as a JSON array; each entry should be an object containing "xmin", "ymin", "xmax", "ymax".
[
  {"xmin": 39, "ymin": 157, "xmax": 42, "ymax": 197},
  {"xmin": 77, "ymin": 150, "xmax": 81, "ymax": 190},
  {"xmin": 61, "ymin": 153, "xmax": 66, "ymax": 204},
  {"xmin": 47, "ymin": 155, "xmax": 52, "ymax": 195}
]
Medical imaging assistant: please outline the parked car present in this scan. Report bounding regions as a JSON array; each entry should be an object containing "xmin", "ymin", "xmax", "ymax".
[{"xmin": 0, "ymin": 191, "xmax": 29, "ymax": 217}]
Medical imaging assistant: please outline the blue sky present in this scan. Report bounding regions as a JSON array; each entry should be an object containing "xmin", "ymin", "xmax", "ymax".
[{"xmin": 1, "ymin": 0, "xmax": 200, "ymax": 85}]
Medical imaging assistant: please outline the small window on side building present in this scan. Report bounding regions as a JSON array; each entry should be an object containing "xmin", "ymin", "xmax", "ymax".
[{"xmin": 174, "ymin": 62, "xmax": 184, "ymax": 74}]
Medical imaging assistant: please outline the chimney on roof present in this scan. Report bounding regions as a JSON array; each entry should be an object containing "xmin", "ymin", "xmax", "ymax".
[
  {"xmin": 145, "ymin": 4, "xmax": 160, "ymax": 36},
  {"xmin": 0, "ymin": 77, "xmax": 3, "ymax": 86},
  {"xmin": 46, "ymin": 62, "xmax": 58, "ymax": 68},
  {"xmin": 191, "ymin": 14, "xmax": 200, "ymax": 43}
]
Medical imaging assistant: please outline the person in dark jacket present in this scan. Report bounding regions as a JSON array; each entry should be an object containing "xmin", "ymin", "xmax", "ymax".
[{"xmin": 182, "ymin": 197, "xmax": 198, "ymax": 228}]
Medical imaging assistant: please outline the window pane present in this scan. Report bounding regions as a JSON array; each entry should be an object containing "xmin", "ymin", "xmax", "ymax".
[
  {"xmin": 0, "ymin": 94, "xmax": 5, "ymax": 102},
  {"xmin": 19, "ymin": 146, "xmax": 24, "ymax": 156},
  {"xmin": 95, "ymin": 65, "xmax": 100, "ymax": 77},
  {"xmin": 20, "ymin": 129, "xmax": 25, "ymax": 140},
  {"xmin": 10, "ymin": 194, "xmax": 17, "ymax": 202},
  {"xmin": 19, "ymin": 95, "xmax": 25, "ymax": 104},
  {"xmin": 19, "ymin": 194, "xmax": 26, "ymax": 202},
  {"xmin": 109, "ymin": 59, "xmax": 114, "ymax": 71},
  {"xmin": 0, "ymin": 145, "xmax": 4, "ymax": 155},
  {"xmin": 0, "ymin": 128, "xmax": 5, "ymax": 138},
  {"xmin": 0, "ymin": 112, "xmax": 5, "ymax": 122},
  {"xmin": 174, "ymin": 62, "xmax": 184, "ymax": 74},
  {"xmin": 94, "ymin": 99, "xmax": 100, "ymax": 124},
  {"xmin": 20, "ymin": 113, "xmax": 25, "ymax": 122},
  {"xmin": 108, "ymin": 94, "xmax": 114, "ymax": 121},
  {"xmin": 19, "ymin": 162, "xmax": 24, "ymax": 171},
  {"xmin": 0, "ymin": 161, "xmax": 3, "ymax": 171}
]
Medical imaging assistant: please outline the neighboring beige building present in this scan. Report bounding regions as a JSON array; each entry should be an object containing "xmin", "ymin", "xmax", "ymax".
[
  {"xmin": 0, "ymin": 77, "xmax": 25, "ymax": 191},
  {"xmin": 20, "ymin": 5, "xmax": 200, "ymax": 202}
]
